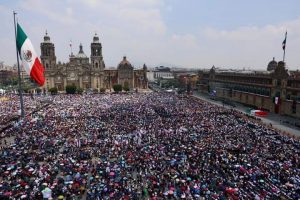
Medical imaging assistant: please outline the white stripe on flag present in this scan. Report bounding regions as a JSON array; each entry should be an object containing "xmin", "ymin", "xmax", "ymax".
[{"xmin": 20, "ymin": 38, "xmax": 38, "ymax": 75}]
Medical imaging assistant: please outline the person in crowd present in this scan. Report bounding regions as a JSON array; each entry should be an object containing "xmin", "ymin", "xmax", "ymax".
[{"xmin": 0, "ymin": 92, "xmax": 299, "ymax": 199}]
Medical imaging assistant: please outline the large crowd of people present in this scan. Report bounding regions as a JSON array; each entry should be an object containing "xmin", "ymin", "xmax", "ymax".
[
  {"xmin": 0, "ymin": 94, "xmax": 45, "ymax": 131},
  {"xmin": 0, "ymin": 92, "xmax": 299, "ymax": 199}
]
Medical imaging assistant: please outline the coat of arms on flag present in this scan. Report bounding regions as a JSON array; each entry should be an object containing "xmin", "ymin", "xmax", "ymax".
[{"xmin": 16, "ymin": 23, "xmax": 45, "ymax": 86}]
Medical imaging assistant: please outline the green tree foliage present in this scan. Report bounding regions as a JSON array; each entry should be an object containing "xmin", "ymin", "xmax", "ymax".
[
  {"xmin": 77, "ymin": 87, "xmax": 84, "ymax": 94},
  {"xmin": 113, "ymin": 84, "xmax": 122, "ymax": 92},
  {"xmin": 48, "ymin": 87, "xmax": 58, "ymax": 95},
  {"xmin": 1, "ymin": 77, "xmax": 18, "ymax": 86},
  {"xmin": 161, "ymin": 79, "xmax": 181, "ymax": 89},
  {"xmin": 123, "ymin": 81, "xmax": 130, "ymax": 91},
  {"xmin": 65, "ymin": 85, "xmax": 77, "ymax": 94}
]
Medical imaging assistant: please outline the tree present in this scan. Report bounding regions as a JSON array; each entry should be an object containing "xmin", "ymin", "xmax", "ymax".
[
  {"xmin": 123, "ymin": 81, "xmax": 130, "ymax": 91},
  {"xmin": 123, "ymin": 86, "xmax": 130, "ymax": 92},
  {"xmin": 161, "ymin": 79, "xmax": 180, "ymax": 89},
  {"xmin": 66, "ymin": 85, "xmax": 77, "ymax": 94},
  {"xmin": 48, "ymin": 87, "xmax": 58, "ymax": 95},
  {"xmin": 113, "ymin": 84, "xmax": 122, "ymax": 93},
  {"xmin": 23, "ymin": 86, "xmax": 31, "ymax": 93},
  {"xmin": 77, "ymin": 87, "xmax": 84, "ymax": 94}
]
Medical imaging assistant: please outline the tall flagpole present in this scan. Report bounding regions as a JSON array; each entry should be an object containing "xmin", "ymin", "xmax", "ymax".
[
  {"xmin": 283, "ymin": 45, "xmax": 286, "ymax": 63},
  {"xmin": 283, "ymin": 31, "xmax": 287, "ymax": 63},
  {"xmin": 69, "ymin": 40, "xmax": 73, "ymax": 56},
  {"xmin": 13, "ymin": 11, "xmax": 25, "ymax": 118}
]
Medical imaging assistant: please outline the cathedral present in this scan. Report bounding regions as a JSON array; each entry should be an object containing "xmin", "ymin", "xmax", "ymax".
[{"xmin": 40, "ymin": 32, "xmax": 148, "ymax": 91}]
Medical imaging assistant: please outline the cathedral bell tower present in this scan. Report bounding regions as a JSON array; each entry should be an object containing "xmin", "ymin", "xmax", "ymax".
[
  {"xmin": 90, "ymin": 33, "xmax": 105, "ymax": 70},
  {"xmin": 40, "ymin": 30, "xmax": 56, "ymax": 70}
]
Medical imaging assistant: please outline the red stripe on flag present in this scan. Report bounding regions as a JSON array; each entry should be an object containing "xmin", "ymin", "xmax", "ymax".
[{"xmin": 30, "ymin": 58, "xmax": 45, "ymax": 86}]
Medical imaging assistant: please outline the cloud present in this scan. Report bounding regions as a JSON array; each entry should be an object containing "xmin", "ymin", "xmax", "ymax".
[
  {"xmin": 1, "ymin": 1, "xmax": 299, "ymax": 70},
  {"xmin": 78, "ymin": 0, "xmax": 166, "ymax": 35},
  {"xmin": 20, "ymin": 0, "xmax": 77, "ymax": 25},
  {"xmin": 171, "ymin": 34, "xmax": 197, "ymax": 48},
  {"xmin": 0, "ymin": 5, "xmax": 19, "ymax": 67},
  {"xmin": 204, "ymin": 26, "xmax": 282, "ymax": 41},
  {"xmin": 203, "ymin": 18, "xmax": 300, "ymax": 41},
  {"xmin": 81, "ymin": 0, "xmax": 162, "ymax": 8},
  {"xmin": 200, "ymin": 18, "xmax": 300, "ymax": 69},
  {"xmin": 118, "ymin": 8, "xmax": 166, "ymax": 35}
]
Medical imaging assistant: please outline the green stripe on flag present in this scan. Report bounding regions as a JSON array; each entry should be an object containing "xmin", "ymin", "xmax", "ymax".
[{"xmin": 16, "ymin": 23, "xmax": 27, "ymax": 53}]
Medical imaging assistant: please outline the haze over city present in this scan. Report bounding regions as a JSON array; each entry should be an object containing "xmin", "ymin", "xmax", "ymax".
[{"xmin": 1, "ymin": 0, "xmax": 300, "ymax": 69}]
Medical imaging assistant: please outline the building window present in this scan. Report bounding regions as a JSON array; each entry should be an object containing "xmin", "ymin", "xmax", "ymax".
[{"xmin": 277, "ymin": 80, "xmax": 281, "ymax": 87}]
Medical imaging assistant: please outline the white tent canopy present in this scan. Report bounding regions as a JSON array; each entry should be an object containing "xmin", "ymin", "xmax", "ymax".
[{"xmin": 0, "ymin": 89, "xmax": 5, "ymax": 94}]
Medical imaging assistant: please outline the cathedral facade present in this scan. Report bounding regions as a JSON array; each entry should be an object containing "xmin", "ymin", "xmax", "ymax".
[{"xmin": 40, "ymin": 32, "xmax": 148, "ymax": 91}]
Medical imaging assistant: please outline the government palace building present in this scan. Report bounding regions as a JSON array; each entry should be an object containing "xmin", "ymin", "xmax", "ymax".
[
  {"xmin": 40, "ymin": 32, "xmax": 148, "ymax": 91},
  {"xmin": 198, "ymin": 59, "xmax": 300, "ymax": 118}
]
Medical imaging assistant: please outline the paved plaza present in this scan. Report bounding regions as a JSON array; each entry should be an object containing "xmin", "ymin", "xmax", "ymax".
[{"xmin": 0, "ymin": 92, "xmax": 299, "ymax": 199}]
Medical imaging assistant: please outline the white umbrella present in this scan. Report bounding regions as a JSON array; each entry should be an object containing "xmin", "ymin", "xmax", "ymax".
[{"xmin": 42, "ymin": 187, "xmax": 52, "ymax": 199}]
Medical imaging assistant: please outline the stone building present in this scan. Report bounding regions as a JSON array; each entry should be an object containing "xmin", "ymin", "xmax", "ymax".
[
  {"xmin": 0, "ymin": 62, "xmax": 18, "ymax": 86},
  {"xmin": 40, "ymin": 32, "xmax": 148, "ymax": 91},
  {"xmin": 198, "ymin": 58, "xmax": 300, "ymax": 118},
  {"xmin": 0, "ymin": 70, "xmax": 17, "ymax": 85}
]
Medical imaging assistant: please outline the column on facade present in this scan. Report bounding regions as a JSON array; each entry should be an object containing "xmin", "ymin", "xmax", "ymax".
[
  {"xmin": 132, "ymin": 71, "xmax": 135, "ymax": 88},
  {"xmin": 99, "ymin": 75, "xmax": 102, "ymax": 89},
  {"xmin": 50, "ymin": 77, "xmax": 55, "ymax": 89},
  {"xmin": 63, "ymin": 78, "xmax": 67, "ymax": 89},
  {"xmin": 92, "ymin": 76, "xmax": 96, "ymax": 89},
  {"xmin": 102, "ymin": 75, "xmax": 105, "ymax": 89},
  {"xmin": 79, "ymin": 77, "xmax": 83, "ymax": 89},
  {"xmin": 95, "ymin": 76, "xmax": 98, "ymax": 89},
  {"xmin": 99, "ymin": 76, "xmax": 102, "ymax": 89},
  {"xmin": 96, "ymin": 76, "xmax": 99, "ymax": 89},
  {"xmin": 91, "ymin": 76, "xmax": 94, "ymax": 89}
]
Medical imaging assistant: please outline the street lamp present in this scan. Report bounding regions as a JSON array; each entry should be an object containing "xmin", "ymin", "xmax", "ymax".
[
  {"xmin": 109, "ymin": 72, "xmax": 112, "ymax": 92},
  {"xmin": 184, "ymin": 77, "xmax": 188, "ymax": 94}
]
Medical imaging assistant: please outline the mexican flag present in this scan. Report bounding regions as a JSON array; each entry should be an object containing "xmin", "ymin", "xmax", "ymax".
[{"xmin": 16, "ymin": 23, "xmax": 45, "ymax": 86}]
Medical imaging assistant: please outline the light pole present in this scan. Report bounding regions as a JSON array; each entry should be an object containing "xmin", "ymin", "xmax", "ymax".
[
  {"xmin": 109, "ymin": 72, "xmax": 112, "ymax": 92},
  {"xmin": 184, "ymin": 77, "xmax": 188, "ymax": 94},
  {"xmin": 90, "ymin": 65, "xmax": 92, "ymax": 90}
]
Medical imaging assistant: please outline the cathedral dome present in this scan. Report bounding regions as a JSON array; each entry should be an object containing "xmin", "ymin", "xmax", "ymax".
[
  {"xmin": 267, "ymin": 57, "xmax": 277, "ymax": 71},
  {"xmin": 76, "ymin": 43, "xmax": 87, "ymax": 58},
  {"xmin": 118, "ymin": 56, "xmax": 133, "ymax": 69}
]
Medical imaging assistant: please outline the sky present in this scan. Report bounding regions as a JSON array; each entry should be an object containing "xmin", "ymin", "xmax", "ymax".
[{"xmin": 0, "ymin": 0, "xmax": 300, "ymax": 70}]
